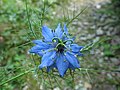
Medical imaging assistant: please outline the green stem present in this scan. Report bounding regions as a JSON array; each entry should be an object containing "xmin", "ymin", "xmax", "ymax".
[
  {"xmin": 78, "ymin": 68, "xmax": 120, "ymax": 73},
  {"xmin": 53, "ymin": 75, "xmax": 62, "ymax": 89},
  {"xmin": 41, "ymin": 70, "xmax": 46, "ymax": 89},
  {"xmin": 85, "ymin": 69, "xmax": 92, "ymax": 82},
  {"xmin": 0, "ymin": 69, "xmax": 34, "ymax": 86},
  {"xmin": 67, "ymin": 7, "xmax": 87, "ymax": 26},
  {"xmin": 48, "ymin": 74, "xmax": 53, "ymax": 89},
  {"xmin": 40, "ymin": 0, "xmax": 46, "ymax": 27},
  {"xmin": 70, "ymin": 69, "xmax": 75, "ymax": 89},
  {"xmin": 80, "ymin": 37, "xmax": 111, "ymax": 52},
  {"xmin": 25, "ymin": 0, "xmax": 37, "ymax": 38}
]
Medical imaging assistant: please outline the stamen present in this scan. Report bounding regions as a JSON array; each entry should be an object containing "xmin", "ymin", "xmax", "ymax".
[
  {"xmin": 64, "ymin": 60, "xmax": 66, "ymax": 62},
  {"xmin": 52, "ymin": 37, "xmax": 61, "ymax": 43},
  {"xmin": 63, "ymin": 39, "xmax": 73, "ymax": 44}
]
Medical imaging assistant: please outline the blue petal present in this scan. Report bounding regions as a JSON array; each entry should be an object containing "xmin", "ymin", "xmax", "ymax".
[
  {"xmin": 55, "ymin": 23, "xmax": 63, "ymax": 38},
  {"xmin": 70, "ymin": 44, "xmax": 83, "ymax": 52},
  {"xmin": 29, "ymin": 45, "xmax": 46, "ymax": 56},
  {"xmin": 33, "ymin": 40, "xmax": 52, "ymax": 48},
  {"xmin": 39, "ymin": 51, "xmax": 56, "ymax": 68},
  {"xmin": 68, "ymin": 63, "xmax": 76, "ymax": 70},
  {"xmin": 37, "ymin": 51, "xmax": 44, "ymax": 56},
  {"xmin": 29, "ymin": 45, "xmax": 44, "ymax": 53},
  {"xmin": 47, "ymin": 64, "xmax": 56, "ymax": 72},
  {"xmin": 64, "ymin": 23, "xmax": 68, "ymax": 34},
  {"xmin": 65, "ymin": 52, "xmax": 80, "ymax": 68},
  {"xmin": 29, "ymin": 40, "xmax": 53, "ymax": 54},
  {"xmin": 32, "ymin": 40, "xmax": 44, "ymax": 45},
  {"xmin": 56, "ymin": 54, "xmax": 69, "ymax": 77},
  {"xmin": 72, "ymin": 52, "xmax": 83, "ymax": 56},
  {"xmin": 42, "ymin": 26, "xmax": 53, "ymax": 42}
]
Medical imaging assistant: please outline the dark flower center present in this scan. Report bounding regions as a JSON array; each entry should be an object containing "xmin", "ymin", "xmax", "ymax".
[
  {"xmin": 52, "ymin": 37, "xmax": 66, "ymax": 53},
  {"xmin": 56, "ymin": 43, "xmax": 65, "ymax": 53}
]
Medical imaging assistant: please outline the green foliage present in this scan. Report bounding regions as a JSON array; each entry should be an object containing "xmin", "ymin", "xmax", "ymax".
[
  {"xmin": 0, "ymin": 0, "xmax": 120, "ymax": 89},
  {"xmin": 111, "ymin": 0, "xmax": 120, "ymax": 18}
]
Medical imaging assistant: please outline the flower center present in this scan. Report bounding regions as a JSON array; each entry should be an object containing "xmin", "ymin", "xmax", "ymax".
[
  {"xmin": 52, "ymin": 37, "xmax": 66, "ymax": 53},
  {"xmin": 56, "ymin": 43, "xmax": 65, "ymax": 53}
]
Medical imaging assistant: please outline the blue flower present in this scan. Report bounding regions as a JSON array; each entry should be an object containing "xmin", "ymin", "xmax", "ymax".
[{"xmin": 29, "ymin": 23, "xmax": 84, "ymax": 77}]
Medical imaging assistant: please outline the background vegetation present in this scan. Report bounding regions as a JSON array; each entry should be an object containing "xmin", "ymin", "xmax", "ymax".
[{"xmin": 0, "ymin": 0, "xmax": 120, "ymax": 90}]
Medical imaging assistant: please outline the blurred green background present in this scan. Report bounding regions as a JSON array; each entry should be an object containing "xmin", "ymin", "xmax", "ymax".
[{"xmin": 0, "ymin": 0, "xmax": 120, "ymax": 90}]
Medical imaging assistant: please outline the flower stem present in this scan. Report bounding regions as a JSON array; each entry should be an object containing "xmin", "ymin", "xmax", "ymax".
[
  {"xmin": 78, "ymin": 68, "xmax": 120, "ymax": 73},
  {"xmin": 25, "ymin": 0, "xmax": 37, "ymax": 38},
  {"xmin": 67, "ymin": 7, "xmax": 87, "ymax": 26},
  {"xmin": 0, "ymin": 69, "xmax": 34, "ymax": 86},
  {"xmin": 70, "ymin": 69, "xmax": 75, "ymax": 89}
]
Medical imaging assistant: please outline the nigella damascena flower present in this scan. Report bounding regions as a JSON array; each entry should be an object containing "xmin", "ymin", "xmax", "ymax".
[{"xmin": 29, "ymin": 23, "xmax": 84, "ymax": 77}]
